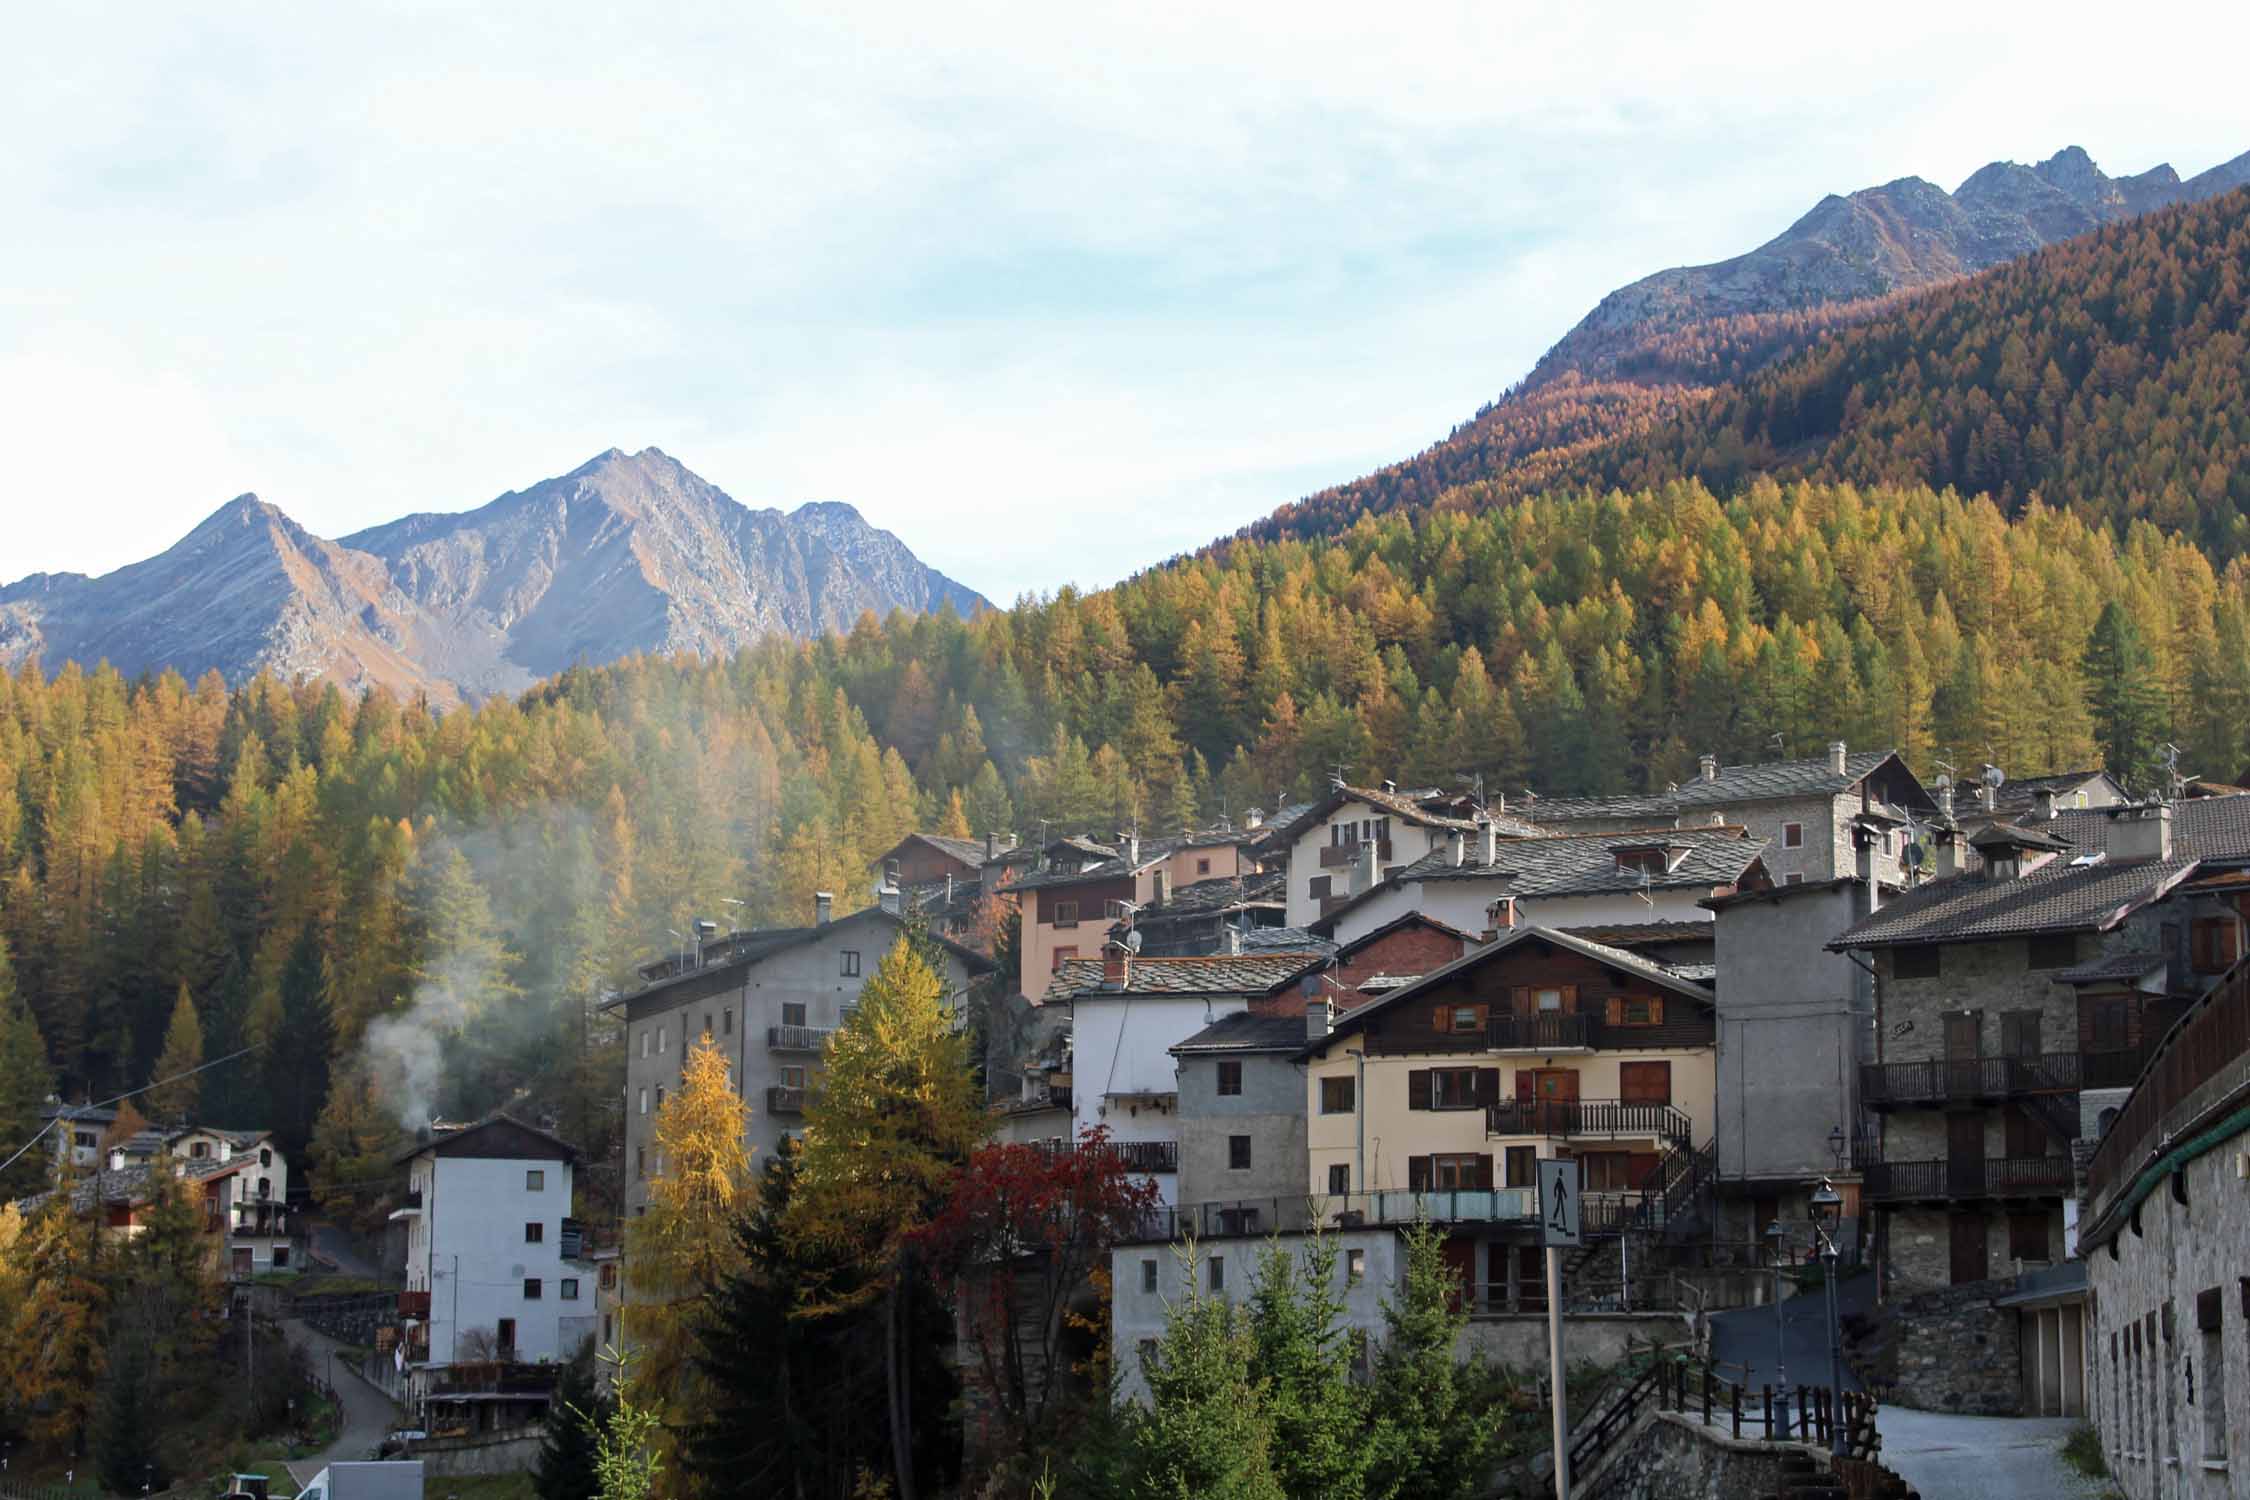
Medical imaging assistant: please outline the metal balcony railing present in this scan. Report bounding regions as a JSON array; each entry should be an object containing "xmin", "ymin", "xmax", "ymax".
[
  {"xmin": 1859, "ymin": 1052, "xmax": 2089, "ymax": 1107},
  {"xmin": 767, "ymin": 1024, "xmax": 836, "ymax": 1052},
  {"xmin": 1118, "ymin": 1186, "xmax": 1538, "ymax": 1244},
  {"xmin": 767, "ymin": 1086, "xmax": 813, "ymax": 1115},
  {"xmin": 1487, "ymin": 1098, "xmax": 1693, "ymax": 1147},
  {"xmin": 1862, "ymin": 1155, "xmax": 2074, "ymax": 1202}
]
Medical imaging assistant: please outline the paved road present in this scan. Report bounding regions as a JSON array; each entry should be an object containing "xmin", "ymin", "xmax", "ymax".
[
  {"xmin": 282, "ymin": 1317, "xmax": 403, "ymax": 1490},
  {"xmin": 305, "ymin": 1220, "xmax": 383, "ymax": 1280},
  {"xmin": 1707, "ymin": 1270, "xmax": 1875, "ymax": 1394},
  {"xmin": 1876, "ymin": 1408, "xmax": 2115, "ymax": 1500}
]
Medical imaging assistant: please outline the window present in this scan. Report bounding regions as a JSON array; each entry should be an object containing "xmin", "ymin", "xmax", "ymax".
[
  {"xmin": 1505, "ymin": 1146, "xmax": 1537, "ymax": 1188},
  {"xmin": 1052, "ymin": 901, "xmax": 1080, "ymax": 929},
  {"xmin": 561, "ymin": 1278, "xmax": 580, "ymax": 1301},
  {"xmin": 782, "ymin": 1001, "xmax": 807, "ymax": 1028},
  {"xmin": 1891, "ymin": 945, "xmax": 1941, "ymax": 979},
  {"xmin": 1328, "ymin": 1163, "xmax": 1351, "ymax": 1195},
  {"xmin": 259, "ymin": 1146, "xmax": 272, "ymax": 1167},
  {"xmin": 191, "ymin": 1141, "xmax": 209, "ymax": 1159},
  {"xmin": 1614, "ymin": 996, "xmax": 1664, "ymax": 1027},
  {"xmin": 1432, "ymin": 1153, "xmax": 1485, "ymax": 1190},
  {"xmin": 600, "ymin": 1264, "xmax": 618, "ymax": 1289},
  {"xmin": 885, "ymin": 858, "xmax": 901, "ymax": 884},
  {"xmin": 1433, "ymin": 1003, "xmax": 1488, "ymax": 1033},
  {"xmin": 703, "ymin": 1012, "xmax": 714, "ymax": 1039},
  {"xmin": 840, "ymin": 950, "xmax": 861, "ymax": 977},
  {"xmin": 2007, "ymin": 1211, "xmax": 2050, "ymax": 1262},
  {"xmin": 723, "ymin": 1007, "xmax": 733, "ymax": 1035},
  {"xmin": 1308, "ymin": 876, "xmax": 1332, "ymax": 901},
  {"xmin": 2027, "ymin": 933, "xmax": 2079, "ymax": 970},
  {"xmin": 523, "ymin": 1278, "xmax": 543, "ymax": 1300},
  {"xmin": 1051, "ymin": 946, "xmax": 1078, "ymax": 972},
  {"xmin": 1197, "ymin": 858, "xmax": 1211, "ymax": 875},
  {"xmin": 2199, "ymin": 1287, "xmax": 2228, "ymax": 1461},
  {"xmin": 654, "ymin": 1085, "xmax": 665, "ymax": 1109},
  {"xmin": 527, "ymin": 1169, "xmax": 545, "ymax": 1192},
  {"xmin": 1581, "ymin": 1152, "xmax": 1640, "ymax": 1191},
  {"xmin": 1346, "ymin": 1248, "xmax": 1365, "ymax": 1285},
  {"xmin": 272, "ymin": 1246, "xmax": 290, "ymax": 1269},
  {"xmin": 1784, "ymin": 873, "xmax": 1804, "ymax": 886},
  {"xmin": 1619, "ymin": 1061, "xmax": 1671, "ymax": 1105},
  {"xmin": 1140, "ymin": 1258, "xmax": 1158, "ymax": 1293},
  {"xmin": 1228, "ymin": 1135, "xmax": 1252, "ymax": 1170},
  {"xmin": 636, "ymin": 1147, "xmax": 647, "ymax": 1179},
  {"xmin": 1999, "ymin": 1010, "xmax": 2042, "ymax": 1059},
  {"xmin": 1209, "ymin": 1256, "xmax": 1225, "ymax": 1291},
  {"xmin": 637, "ymin": 1087, "xmax": 649, "ymax": 1116},
  {"xmin": 525, "ymin": 1222, "xmax": 545, "ymax": 1243},
  {"xmin": 657, "ymin": 1025, "xmax": 667, "ymax": 1051},
  {"xmin": 1217, "ymin": 1060, "xmax": 1243, "ymax": 1096},
  {"xmin": 781, "ymin": 1065, "xmax": 808, "ymax": 1089},
  {"xmin": 2190, "ymin": 917, "xmax": 2239, "ymax": 974},
  {"xmin": 1535, "ymin": 988, "xmax": 1564, "ymax": 1012},
  {"xmin": 1320, "ymin": 1076, "xmax": 1356, "ymax": 1114},
  {"xmin": 640, "ymin": 1029, "xmax": 651, "ymax": 1058},
  {"xmin": 1782, "ymin": 822, "xmax": 1804, "ymax": 849},
  {"xmin": 1432, "ymin": 1068, "xmax": 1479, "ymax": 1110}
]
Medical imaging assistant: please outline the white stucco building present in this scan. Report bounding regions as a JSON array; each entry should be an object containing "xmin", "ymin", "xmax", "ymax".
[{"xmin": 391, "ymin": 1116, "xmax": 593, "ymax": 1403}]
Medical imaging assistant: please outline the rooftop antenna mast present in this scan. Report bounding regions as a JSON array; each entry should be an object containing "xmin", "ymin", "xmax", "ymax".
[{"xmin": 2158, "ymin": 743, "xmax": 2187, "ymax": 802}]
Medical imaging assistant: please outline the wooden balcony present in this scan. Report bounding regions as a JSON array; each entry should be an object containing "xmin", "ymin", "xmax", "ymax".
[
  {"xmin": 398, "ymin": 1289, "xmax": 433, "ymax": 1317},
  {"xmin": 1487, "ymin": 1013, "xmax": 1592, "ymax": 1051},
  {"xmin": 1319, "ymin": 840, "xmax": 1390, "ymax": 869},
  {"xmin": 1487, "ymin": 1098, "xmax": 1693, "ymax": 1147},
  {"xmin": 1862, "ymin": 1155, "xmax": 2073, "ymax": 1202},
  {"xmin": 1860, "ymin": 1053, "xmax": 2087, "ymax": 1108}
]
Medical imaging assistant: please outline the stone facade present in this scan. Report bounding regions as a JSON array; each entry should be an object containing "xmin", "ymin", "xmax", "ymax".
[
  {"xmin": 1879, "ymin": 1277, "xmax": 2025, "ymax": 1414},
  {"xmin": 1330, "ymin": 918, "xmax": 1473, "ymax": 998},
  {"xmin": 1174, "ymin": 1047, "xmax": 1308, "ymax": 1208},
  {"xmin": 1582, "ymin": 1411, "xmax": 1812, "ymax": 1500}
]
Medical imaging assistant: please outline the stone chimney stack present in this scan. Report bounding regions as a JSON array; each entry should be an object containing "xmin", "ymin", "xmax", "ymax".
[
  {"xmin": 985, "ymin": 831, "xmax": 999, "ymax": 863},
  {"xmin": 2033, "ymin": 786, "xmax": 2058, "ymax": 822},
  {"xmin": 1479, "ymin": 816, "xmax": 1499, "ymax": 866},
  {"xmin": 2109, "ymin": 802, "xmax": 2174, "ymax": 862},
  {"xmin": 1124, "ymin": 834, "xmax": 1140, "ymax": 867},
  {"xmin": 1306, "ymin": 997, "xmax": 1332, "ymax": 1040},
  {"xmin": 1224, "ymin": 925, "xmax": 1243, "ymax": 956},
  {"xmin": 1245, "ymin": 807, "xmax": 1265, "ymax": 830},
  {"xmin": 814, "ymin": 891, "xmax": 833, "ymax": 925},
  {"xmin": 1450, "ymin": 829, "xmax": 1467, "ymax": 867},
  {"xmin": 1154, "ymin": 868, "xmax": 1172, "ymax": 906},
  {"xmin": 1980, "ymin": 781, "xmax": 1998, "ymax": 814},
  {"xmin": 1699, "ymin": 753, "xmax": 1719, "ymax": 783},
  {"xmin": 1492, "ymin": 791, "xmax": 1506, "ymax": 815},
  {"xmin": 1101, "ymin": 939, "xmax": 1132, "ymax": 989},
  {"xmin": 1829, "ymin": 741, "xmax": 1848, "ymax": 776},
  {"xmin": 1935, "ymin": 776, "xmax": 1956, "ymax": 821},
  {"xmin": 108, "ymin": 1147, "xmax": 125, "ymax": 1172}
]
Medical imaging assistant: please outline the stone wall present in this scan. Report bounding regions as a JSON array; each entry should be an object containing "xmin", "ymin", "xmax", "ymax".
[
  {"xmin": 1878, "ymin": 1276, "xmax": 2023, "ymax": 1414},
  {"xmin": 405, "ymin": 1431, "xmax": 544, "ymax": 1476},
  {"xmin": 1463, "ymin": 1311, "xmax": 1685, "ymax": 1371},
  {"xmin": 1582, "ymin": 1411, "xmax": 1807, "ymax": 1500}
]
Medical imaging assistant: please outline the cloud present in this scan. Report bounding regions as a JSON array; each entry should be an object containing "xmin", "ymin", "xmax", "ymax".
[{"xmin": 3, "ymin": 1, "xmax": 2248, "ymax": 598}]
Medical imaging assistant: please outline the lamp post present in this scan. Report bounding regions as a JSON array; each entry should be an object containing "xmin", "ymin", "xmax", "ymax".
[
  {"xmin": 1826, "ymin": 1125, "xmax": 1847, "ymax": 1173},
  {"xmin": 1765, "ymin": 1219, "xmax": 1789, "ymax": 1437},
  {"xmin": 1809, "ymin": 1177, "xmax": 1847, "ymax": 1457}
]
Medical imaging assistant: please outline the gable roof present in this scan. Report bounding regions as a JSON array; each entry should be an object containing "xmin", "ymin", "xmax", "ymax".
[
  {"xmin": 1138, "ymin": 870, "xmax": 1287, "ymax": 919},
  {"xmin": 1831, "ymin": 856, "xmax": 2202, "ymax": 950},
  {"xmin": 397, "ymin": 1113, "xmax": 580, "ymax": 1166},
  {"xmin": 1260, "ymin": 783, "xmax": 1541, "ymax": 849},
  {"xmin": 1522, "ymin": 749, "xmax": 1926, "ymax": 823},
  {"xmin": 1169, "ymin": 1011, "xmax": 1314, "ymax": 1056},
  {"xmin": 1302, "ymin": 923, "xmax": 1717, "ymax": 1058},
  {"xmin": 1330, "ymin": 910, "xmax": 1481, "ymax": 961},
  {"xmin": 887, "ymin": 832, "xmax": 989, "ymax": 869},
  {"xmin": 1969, "ymin": 820, "xmax": 2074, "ymax": 853},
  {"xmin": 1042, "ymin": 952, "xmax": 1326, "ymax": 1003},
  {"xmin": 2048, "ymin": 796, "xmax": 2250, "ymax": 864},
  {"xmin": 1311, "ymin": 825, "xmax": 1764, "ymax": 935},
  {"xmin": 612, "ymin": 904, "xmax": 995, "ymax": 1007}
]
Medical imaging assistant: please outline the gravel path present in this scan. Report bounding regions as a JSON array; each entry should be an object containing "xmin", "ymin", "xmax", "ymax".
[{"xmin": 1876, "ymin": 1407, "xmax": 2117, "ymax": 1500}]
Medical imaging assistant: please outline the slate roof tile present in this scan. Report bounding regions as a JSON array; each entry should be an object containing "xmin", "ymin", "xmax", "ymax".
[{"xmin": 1832, "ymin": 857, "xmax": 2200, "ymax": 948}]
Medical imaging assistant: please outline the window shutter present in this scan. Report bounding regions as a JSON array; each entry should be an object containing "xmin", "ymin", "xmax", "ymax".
[
  {"xmin": 1431, "ymin": 1006, "xmax": 1450, "ymax": 1033},
  {"xmin": 1561, "ymin": 984, "xmax": 1579, "ymax": 1012},
  {"xmin": 2222, "ymin": 922, "xmax": 2241, "ymax": 967},
  {"xmin": 1475, "ymin": 1068, "xmax": 1500, "ymax": 1108},
  {"xmin": 1511, "ymin": 986, "xmax": 1531, "ymax": 1016},
  {"xmin": 1408, "ymin": 1155, "xmax": 1431, "ymax": 1193},
  {"xmin": 1515, "ymin": 1070, "xmax": 1535, "ymax": 1103},
  {"xmin": 1648, "ymin": 996, "xmax": 1664, "ymax": 1026},
  {"xmin": 1475, "ymin": 1154, "xmax": 1495, "ymax": 1191},
  {"xmin": 1606, "ymin": 995, "xmax": 1625, "ymax": 1026},
  {"xmin": 1407, "ymin": 1069, "xmax": 1431, "ymax": 1110}
]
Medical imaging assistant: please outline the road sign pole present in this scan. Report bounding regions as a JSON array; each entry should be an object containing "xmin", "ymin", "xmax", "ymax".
[{"xmin": 1547, "ymin": 1244, "xmax": 1571, "ymax": 1500}]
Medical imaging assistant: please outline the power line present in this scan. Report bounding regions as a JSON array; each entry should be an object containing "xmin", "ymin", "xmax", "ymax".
[{"xmin": 0, "ymin": 1043, "xmax": 263, "ymax": 1178}]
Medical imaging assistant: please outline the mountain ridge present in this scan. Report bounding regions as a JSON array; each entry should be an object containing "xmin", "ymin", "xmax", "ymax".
[{"xmin": 0, "ymin": 448, "xmax": 986, "ymax": 703}]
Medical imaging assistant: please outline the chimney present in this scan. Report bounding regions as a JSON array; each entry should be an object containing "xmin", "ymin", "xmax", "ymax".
[
  {"xmin": 1479, "ymin": 816, "xmax": 1499, "ymax": 866},
  {"xmin": 1306, "ymin": 997, "xmax": 1333, "ymax": 1040},
  {"xmin": 1829, "ymin": 741, "xmax": 1848, "ymax": 776},
  {"xmin": 1490, "ymin": 894, "xmax": 1518, "ymax": 931},
  {"xmin": 2108, "ymin": 802, "xmax": 2174, "ymax": 862},
  {"xmin": 219, "ymin": 1139, "xmax": 233, "ymax": 1163},
  {"xmin": 2033, "ymin": 786, "xmax": 2058, "ymax": 822},
  {"xmin": 1354, "ymin": 842, "xmax": 1379, "ymax": 893},
  {"xmin": 814, "ymin": 891, "xmax": 834, "ymax": 925},
  {"xmin": 1933, "ymin": 828, "xmax": 1961, "ymax": 878},
  {"xmin": 1492, "ymin": 791, "xmax": 1506, "ymax": 815},
  {"xmin": 1102, "ymin": 939, "xmax": 1132, "ymax": 989},
  {"xmin": 1979, "ymin": 781, "xmax": 1997, "ymax": 814},
  {"xmin": 1699, "ymin": 753, "xmax": 1719, "ymax": 784},
  {"xmin": 985, "ymin": 831, "xmax": 999, "ymax": 863},
  {"xmin": 108, "ymin": 1147, "xmax": 125, "ymax": 1172},
  {"xmin": 1224, "ymin": 925, "xmax": 1243, "ymax": 956},
  {"xmin": 878, "ymin": 884, "xmax": 902, "ymax": 915},
  {"xmin": 1449, "ymin": 829, "xmax": 1467, "ymax": 867},
  {"xmin": 1124, "ymin": 834, "xmax": 1140, "ymax": 867},
  {"xmin": 1154, "ymin": 868, "xmax": 1172, "ymax": 906},
  {"xmin": 1935, "ymin": 776, "xmax": 1956, "ymax": 821},
  {"xmin": 1245, "ymin": 807, "xmax": 1264, "ymax": 830}
]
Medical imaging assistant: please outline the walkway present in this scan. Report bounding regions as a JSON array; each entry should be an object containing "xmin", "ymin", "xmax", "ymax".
[
  {"xmin": 281, "ymin": 1317, "xmax": 403, "ymax": 1491},
  {"xmin": 1706, "ymin": 1269, "xmax": 1874, "ymax": 1394},
  {"xmin": 1875, "ymin": 1408, "xmax": 2115, "ymax": 1500}
]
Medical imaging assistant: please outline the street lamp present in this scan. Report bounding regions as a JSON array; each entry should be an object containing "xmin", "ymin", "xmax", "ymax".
[
  {"xmin": 1826, "ymin": 1125, "xmax": 1847, "ymax": 1172},
  {"xmin": 1765, "ymin": 1219, "xmax": 1790, "ymax": 1437},
  {"xmin": 1809, "ymin": 1178, "xmax": 1847, "ymax": 1457}
]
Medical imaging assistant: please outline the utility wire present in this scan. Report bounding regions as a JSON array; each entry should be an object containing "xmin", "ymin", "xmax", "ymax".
[{"xmin": 0, "ymin": 1043, "xmax": 263, "ymax": 1178}]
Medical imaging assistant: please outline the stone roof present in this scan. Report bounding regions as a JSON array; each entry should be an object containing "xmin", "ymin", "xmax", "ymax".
[
  {"xmin": 2056, "ymin": 951, "xmax": 2168, "ymax": 985},
  {"xmin": 1831, "ymin": 857, "xmax": 2202, "ymax": 949},
  {"xmin": 1969, "ymin": 820, "xmax": 2074, "ymax": 852},
  {"xmin": 900, "ymin": 833, "xmax": 990, "ymax": 868},
  {"xmin": 1140, "ymin": 871, "xmax": 1286, "ymax": 918},
  {"xmin": 1240, "ymin": 926, "xmax": 1338, "ymax": 956},
  {"xmin": 1042, "ymin": 952, "xmax": 1326, "ymax": 1002},
  {"xmin": 1556, "ymin": 920, "xmax": 1715, "ymax": 949},
  {"xmin": 1523, "ymin": 749, "xmax": 1909, "ymax": 822},
  {"xmin": 14, "ymin": 1146, "xmax": 264, "ymax": 1216},
  {"xmin": 1261, "ymin": 783, "xmax": 1541, "ymax": 846},
  {"xmin": 2048, "ymin": 796, "xmax": 2250, "ymax": 863},
  {"xmin": 1169, "ymin": 1011, "xmax": 1314, "ymax": 1055}
]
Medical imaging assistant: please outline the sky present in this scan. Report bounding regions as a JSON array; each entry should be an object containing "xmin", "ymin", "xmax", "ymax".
[{"xmin": 4, "ymin": 2, "xmax": 2248, "ymax": 604}]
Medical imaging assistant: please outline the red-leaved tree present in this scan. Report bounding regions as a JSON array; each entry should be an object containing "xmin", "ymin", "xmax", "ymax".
[{"xmin": 913, "ymin": 1126, "xmax": 1161, "ymax": 1464}]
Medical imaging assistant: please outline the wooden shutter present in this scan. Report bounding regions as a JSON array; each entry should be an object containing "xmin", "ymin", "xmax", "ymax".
[
  {"xmin": 1407, "ymin": 1155, "xmax": 1432, "ymax": 1192},
  {"xmin": 1561, "ymin": 984, "xmax": 1579, "ymax": 1013},
  {"xmin": 1431, "ymin": 1006, "xmax": 1451, "ymax": 1033},
  {"xmin": 1511, "ymin": 986, "xmax": 1531, "ymax": 1017},
  {"xmin": 1605, "ymin": 995, "xmax": 1624, "ymax": 1026},
  {"xmin": 1406, "ymin": 1069, "xmax": 1431, "ymax": 1110},
  {"xmin": 1475, "ymin": 1068, "xmax": 1501, "ymax": 1108},
  {"xmin": 1515, "ymin": 1070, "xmax": 1534, "ymax": 1103},
  {"xmin": 1475, "ymin": 1154, "xmax": 1495, "ymax": 1191},
  {"xmin": 1647, "ymin": 996, "xmax": 1664, "ymax": 1025}
]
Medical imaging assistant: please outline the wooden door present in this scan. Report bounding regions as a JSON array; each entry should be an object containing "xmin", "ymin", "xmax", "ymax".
[
  {"xmin": 1949, "ymin": 1212, "xmax": 1989, "ymax": 1285},
  {"xmin": 1516, "ymin": 1246, "xmax": 1547, "ymax": 1311},
  {"xmin": 1441, "ymin": 1236, "xmax": 1477, "ymax": 1312},
  {"xmin": 1944, "ymin": 1010, "xmax": 1982, "ymax": 1097},
  {"xmin": 1531, "ymin": 1068, "xmax": 1579, "ymax": 1134},
  {"xmin": 1947, "ymin": 1113, "xmax": 1985, "ymax": 1196}
]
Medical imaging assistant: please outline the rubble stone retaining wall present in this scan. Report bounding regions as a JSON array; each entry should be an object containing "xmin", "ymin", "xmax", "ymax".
[{"xmin": 1886, "ymin": 1277, "xmax": 2021, "ymax": 1414}]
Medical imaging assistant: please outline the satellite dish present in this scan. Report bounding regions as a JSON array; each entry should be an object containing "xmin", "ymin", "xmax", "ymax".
[
  {"xmin": 1124, "ymin": 929, "xmax": 1144, "ymax": 953},
  {"xmin": 1981, "ymin": 763, "xmax": 2006, "ymax": 792}
]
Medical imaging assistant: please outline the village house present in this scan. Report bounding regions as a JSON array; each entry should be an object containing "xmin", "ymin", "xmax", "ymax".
[
  {"xmin": 2076, "ymin": 954, "xmax": 2250, "ymax": 1494},
  {"xmin": 1008, "ymin": 827, "xmax": 1265, "ymax": 997},
  {"xmin": 1521, "ymin": 743, "xmax": 1935, "ymax": 887},
  {"xmin": 1321, "ymin": 912, "xmax": 1481, "ymax": 1010},
  {"xmin": 1119, "ymin": 869, "xmax": 1287, "ymax": 956},
  {"xmin": 1258, "ymin": 782, "xmax": 1538, "ymax": 929},
  {"xmin": 868, "ymin": 830, "xmax": 1027, "ymax": 950},
  {"xmin": 1313, "ymin": 822, "xmax": 1771, "ymax": 949},
  {"xmin": 1168, "ymin": 1008, "xmax": 1315, "ymax": 1220},
  {"xmin": 1297, "ymin": 924, "xmax": 1720, "ymax": 1310},
  {"xmin": 608, "ymin": 897, "xmax": 995, "ymax": 1215},
  {"xmin": 1042, "ymin": 947, "xmax": 1328, "ymax": 1206},
  {"xmin": 387, "ymin": 1116, "xmax": 596, "ymax": 1425},
  {"xmin": 12, "ymin": 1126, "xmax": 295, "ymax": 1277}
]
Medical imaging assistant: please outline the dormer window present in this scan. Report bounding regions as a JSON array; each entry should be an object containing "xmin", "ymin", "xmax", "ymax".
[{"xmin": 1611, "ymin": 843, "xmax": 1685, "ymax": 875}]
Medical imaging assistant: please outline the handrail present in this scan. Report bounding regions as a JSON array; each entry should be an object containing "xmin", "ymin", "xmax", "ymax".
[
  {"xmin": 1862, "ymin": 1154, "xmax": 2072, "ymax": 1201},
  {"xmin": 1487, "ymin": 1098, "xmax": 1693, "ymax": 1145},
  {"xmin": 2086, "ymin": 956, "xmax": 2250, "ymax": 1211},
  {"xmin": 767, "ymin": 1024, "xmax": 836, "ymax": 1051}
]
